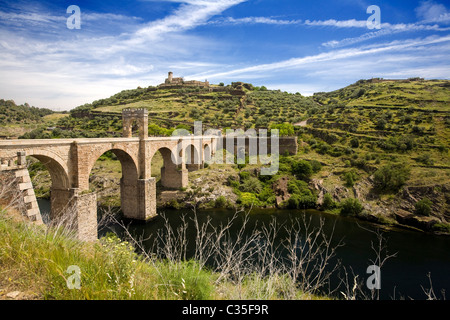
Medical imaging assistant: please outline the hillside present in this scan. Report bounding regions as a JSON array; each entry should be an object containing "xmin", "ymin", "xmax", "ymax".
[
  {"xmin": 1, "ymin": 77, "xmax": 449, "ymax": 234},
  {"xmin": 0, "ymin": 99, "xmax": 59, "ymax": 138}
]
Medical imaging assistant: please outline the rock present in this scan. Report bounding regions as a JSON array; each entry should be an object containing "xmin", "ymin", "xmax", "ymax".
[
  {"xmin": 273, "ymin": 176, "xmax": 290, "ymax": 207},
  {"xmin": 394, "ymin": 209, "xmax": 415, "ymax": 224},
  {"xmin": 6, "ymin": 291, "xmax": 21, "ymax": 299},
  {"xmin": 309, "ymin": 179, "xmax": 327, "ymax": 205}
]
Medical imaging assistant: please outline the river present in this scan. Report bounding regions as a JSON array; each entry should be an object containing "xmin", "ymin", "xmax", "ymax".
[{"xmin": 38, "ymin": 199, "xmax": 450, "ymax": 300}]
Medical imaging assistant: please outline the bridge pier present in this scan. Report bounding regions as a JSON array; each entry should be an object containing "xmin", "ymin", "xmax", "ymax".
[
  {"xmin": 51, "ymin": 188, "xmax": 97, "ymax": 241},
  {"xmin": 161, "ymin": 164, "xmax": 188, "ymax": 189},
  {"xmin": 121, "ymin": 177, "xmax": 157, "ymax": 221}
]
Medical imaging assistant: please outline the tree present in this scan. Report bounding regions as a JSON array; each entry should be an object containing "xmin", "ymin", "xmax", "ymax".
[
  {"xmin": 291, "ymin": 160, "xmax": 313, "ymax": 181},
  {"xmin": 270, "ymin": 123, "xmax": 294, "ymax": 136},
  {"xmin": 340, "ymin": 198, "xmax": 363, "ymax": 216},
  {"xmin": 414, "ymin": 198, "xmax": 432, "ymax": 216},
  {"xmin": 375, "ymin": 118, "xmax": 387, "ymax": 130},
  {"xmin": 350, "ymin": 137, "xmax": 359, "ymax": 148},
  {"xmin": 321, "ymin": 193, "xmax": 335, "ymax": 211},
  {"xmin": 373, "ymin": 163, "xmax": 410, "ymax": 193},
  {"xmin": 344, "ymin": 170, "xmax": 358, "ymax": 187}
]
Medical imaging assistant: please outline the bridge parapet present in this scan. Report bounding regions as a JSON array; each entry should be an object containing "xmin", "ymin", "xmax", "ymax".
[
  {"xmin": 122, "ymin": 108, "xmax": 148, "ymax": 139},
  {"xmin": 0, "ymin": 151, "xmax": 26, "ymax": 171}
]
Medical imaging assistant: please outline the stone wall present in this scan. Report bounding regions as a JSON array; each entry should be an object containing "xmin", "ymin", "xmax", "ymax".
[{"xmin": 221, "ymin": 136, "xmax": 298, "ymax": 157}]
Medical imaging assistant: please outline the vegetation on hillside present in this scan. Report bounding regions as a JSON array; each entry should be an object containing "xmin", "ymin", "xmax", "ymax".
[{"xmin": 1, "ymin": 78, "xmax": 449, "ymax": 234}]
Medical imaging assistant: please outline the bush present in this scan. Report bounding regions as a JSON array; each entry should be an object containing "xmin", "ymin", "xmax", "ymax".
[
  {"xmin": 215, "ymin": 196, "xmax": 227, "ymax": 208},
  {"xmin": 343, "ymin": 170, "xmax": 358, "ymax": 187},
  {"xmin": 270, "ymin": 123, "xmax": 295, "ymax": 136},
  {"xmin": 350, "ymin": 138, "xmax": 359, "ymax": 148},
  {"xmin": 340, "ymin": 198, "xmax": 363, "ymax": 216},
  {"xmin": 291, "ymin": 160, "xmax": 313, "ymax": 181},
  {"xmin": 414, "ymin": 198, "xmax": 432, "ymax": 216},
  {"xmin": 321, "ymin": 193, "xmax": 335, "ymax": 210},
  {"xmin": 287, "ymin": 193, "xmax": 317, "ymax": 209},
  {"xmin": 240, "ymin": 177, "xmax": 263, "ymax": 194},
  {"xmin": 310, "ymin": 160, "xmax": 322, "ymax": 173},
  {"xmin": 258, "ymin": 186, "xmax": 276, "ymax": 204},
  {"xmin": 373, "ymin": 163, "xmax": 411, "ymax": 193}
]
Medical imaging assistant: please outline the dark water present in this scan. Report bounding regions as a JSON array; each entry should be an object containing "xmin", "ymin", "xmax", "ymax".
[{"xmin": 38, "ymin": 199, "xmax": 450, "ymax": 300}]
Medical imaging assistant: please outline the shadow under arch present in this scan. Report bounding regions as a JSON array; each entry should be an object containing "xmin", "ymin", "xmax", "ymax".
[
  {"xmin": 203, "ymin": 143, "xmax": 212, "ymax": 165},
  {"xmin": 88, "ymin": 148, "xmax": 139, "ymax": 220},
  {"xmin": 26, "ymin": 152, "xmax": 71, "ymax": 224},
  {"xmin": 184, "ymin": 143, "xmax": 202, "ymax": 172},
  {"xmin": 151, "ymin": 146, "xmax": 187, "ymax": 189}
]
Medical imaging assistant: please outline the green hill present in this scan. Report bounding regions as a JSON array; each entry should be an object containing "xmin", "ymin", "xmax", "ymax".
[{"xmin": 1, "ymin": 78, "xmax": 449, "ymax": 234}]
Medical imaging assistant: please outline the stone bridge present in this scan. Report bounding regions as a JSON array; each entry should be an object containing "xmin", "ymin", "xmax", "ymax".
[
  {"xmin": 0, "ymin": 108, "xmax": 298, "ymax": 241},
  {"xmin": 0, "ymin": 109, "xmax": 218, "ymax": 240}
]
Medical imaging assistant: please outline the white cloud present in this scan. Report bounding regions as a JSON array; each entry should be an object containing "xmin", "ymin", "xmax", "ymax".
[
  {"xmin": 195, "ymin": 35, "xmax": 450, "ymax": 81},
  {"xmin": 0, "ymin": 0, "xmax": 246, "ymax": 109},
  {"xmin": 415, "ymin": 0, "xmax": 450, "ymax": 23},
  {"xmin": 210, "ymin": 16, "xmax": 302, "ymax": 25},
  {"xmin": 304, "ymin": 19, "xmax": 367, "ymax": 28},
  {"xmin": 132, "ymin": 0, "xmax": 247, "ymax": 42}
]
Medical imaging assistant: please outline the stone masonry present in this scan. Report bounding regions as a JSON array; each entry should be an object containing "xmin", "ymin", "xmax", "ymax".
[{"xmin": 0, "ymin": 108, "xmax": 298, "ymax": 241}]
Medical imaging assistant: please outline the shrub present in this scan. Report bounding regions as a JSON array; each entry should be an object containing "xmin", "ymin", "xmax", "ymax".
[
  {"xmin": 343, "ymin": 170, "xmax": 358, "ymax": 187},
  {"xmin": 240, "ymin": 177, "xmax": 263, "ymax": 194},
  {"xmin": 291, "ymin": 160, "xmax": 313, "ymax": 181},
  {"xmin": 270, "ymin": 123, "xmax": 295, "ymax": 136},
  {"xmin": 350, "ymin": 137, "xmax": 359, "ymax": 148},
  {"xmin": 310, "ymin": 160, "xmax": 322, "ymax": 173},
  {"xmin": 373, "ymin": 163, "xmax": 410, "ymax": 193},
  {"xmin": 287, "ymin": 179, "xmax": 306, "ymax": 193},
  {"xmin": 340, "ymin": 198, "xmax": 363, "ymax": 216},
  {"xmin": 239, "ymin": 171, "xmax": 250, "ymax": 180},
  {"xmin": 414, "ymin": 198, "xmax": 432, "ymax": 216},
  {"xmin": 321, "ymin": 193, "xmax": 335, "ymax": 211},
  {"xmin": 258, "ymin": 186, "xmax": 276, "ymax": 204},
  {"xmin": 287, "ymin": 193, "xmax": 317, "ymax": 209},
  {"xmin": 215, "ymin": 196, "xmax": 227, "ymax": 208},
  {"xmin": 237, "ymin": 192, "xmax": 263, "ymax": 207}
]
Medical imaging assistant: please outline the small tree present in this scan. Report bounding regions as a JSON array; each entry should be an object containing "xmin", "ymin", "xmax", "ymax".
[
  {"xmin": 344, "ymin": 170, "xmax": 358, "ymax": 187},
  {"xmin": 340, "ymin": 198, "xmax": 363, "ymax": 216},
  {"xmin": 350, "ymin": 137, "xmax": 359, "ymax": 148},
  {"xmin": 292, "ymin": 160, "xmax": 313, "ymax": 181},
  {"xmin": 321, "ymin": 193, "xmax": 335, "ymax": 211},
  {"xmin": 373, "ymin": 163, "xmax": 410, "ymax": 193},
  {"xmin": 414, "ymin": 198, "xmax": 432, "ymax": 216}
]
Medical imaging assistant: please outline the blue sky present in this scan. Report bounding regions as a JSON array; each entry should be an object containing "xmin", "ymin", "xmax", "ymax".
[{"xmin": 0, "ymin": 0, "xmax": 449, "ymax": 110}]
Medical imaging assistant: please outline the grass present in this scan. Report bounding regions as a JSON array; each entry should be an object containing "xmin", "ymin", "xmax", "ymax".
[{"xmin": 0, "ymin": 207, "xmax": 330, "ymax": 300}]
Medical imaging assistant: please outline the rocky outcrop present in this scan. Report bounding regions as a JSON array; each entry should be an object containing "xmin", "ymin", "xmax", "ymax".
[{"xmin": 273, "ymin": 176, "xmax": 290, "ymax": 207}]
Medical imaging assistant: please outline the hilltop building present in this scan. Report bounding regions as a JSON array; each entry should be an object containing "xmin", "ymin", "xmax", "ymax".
[{"xmin": 158, "ymin": 72, "xmax": 210, "ymax": 89}]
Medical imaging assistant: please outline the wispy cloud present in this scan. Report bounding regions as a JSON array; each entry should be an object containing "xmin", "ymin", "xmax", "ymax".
[
  {"xmin": 210, "ymin": 16, "xmax": 302, "ymax": 25},
  {"xmin": 415, "ymin": 0, "xmax": 450, "ymax": 23},
  {"xmin": 194, "ymin": 35, "xmax": 450, "ymax": 79},
  {"xmin": 0, "ymin": 0, "xmax": 247, "ymax": 109},
  {"xmin": 131, "ymin": 0, "xmax": 247, "ymax": 42}
]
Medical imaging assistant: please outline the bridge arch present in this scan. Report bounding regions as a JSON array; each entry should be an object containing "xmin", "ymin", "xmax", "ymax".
[
  {"xmin": 184, "ymin": 143, "xmax": 201, "ymax": 172},
  {"xmin": 203, "ymin": 143, "xmax": 212, "ymax": 164},
  {"xmin": 26, "ymin": 150, "xmax": 70, "ymax": 189},
  {"xmin": 150, "ymin": 146, "xmax": 187, "ymax": 189},
  {"xmin": 86, "ymin": 146, "xmax": 139, "ymax": 183},
  {"xmin": 87, "ymin": 148, "xmax": 140, "ymax": 218}
]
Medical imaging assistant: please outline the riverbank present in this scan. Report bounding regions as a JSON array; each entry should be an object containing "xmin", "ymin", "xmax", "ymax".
[{"xmin": 0, "ymin": 206, "xmax": 329, "ymax": 300}]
